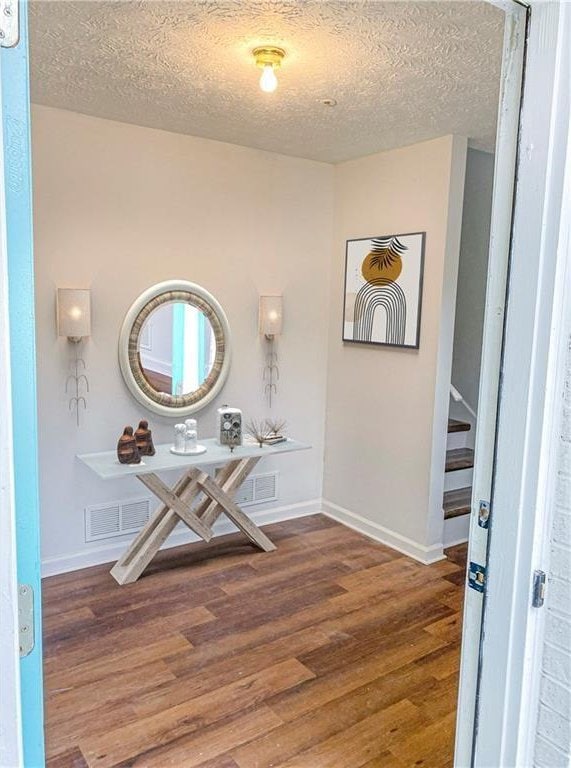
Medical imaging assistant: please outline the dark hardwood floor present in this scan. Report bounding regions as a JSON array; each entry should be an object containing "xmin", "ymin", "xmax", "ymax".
[{"xmin": 42, "ymin": 515, "xmax": 467, "ymax": 768}]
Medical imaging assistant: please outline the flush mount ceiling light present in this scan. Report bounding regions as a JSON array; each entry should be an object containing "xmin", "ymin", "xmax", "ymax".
[{"xmin": 253, "ymin": 46, "xmax": 285, "ymax": 93}]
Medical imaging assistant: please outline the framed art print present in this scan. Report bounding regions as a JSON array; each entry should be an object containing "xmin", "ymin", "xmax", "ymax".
[{"xmin": 342, "ymin": 232, "xmax": 425, "ymax": 349}]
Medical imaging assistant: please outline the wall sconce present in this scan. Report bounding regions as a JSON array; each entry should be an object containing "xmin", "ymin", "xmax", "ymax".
[
  {"xmin": 57, "ymin": 288, "xmax": 91, "ymax": 341},
  {"xmin": 57, "ymin": 288, "xmax": 91, "ymax": 425},
  {"xmin": 259, "ymin": 295, "xmax": 283, "ymax": 408}
]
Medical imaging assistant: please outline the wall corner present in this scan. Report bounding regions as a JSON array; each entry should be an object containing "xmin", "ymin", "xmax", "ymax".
[{"xmin": 425, "ymin": 135, "xmax": 469, "ymax": 549}]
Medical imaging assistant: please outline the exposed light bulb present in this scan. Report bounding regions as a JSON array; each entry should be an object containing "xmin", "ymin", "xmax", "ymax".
[{"xmin": 260, "ymin": 64, "xmax": 278, "ymax": 93}]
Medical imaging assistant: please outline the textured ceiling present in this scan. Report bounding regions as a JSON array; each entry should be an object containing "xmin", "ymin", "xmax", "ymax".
[{"xmin": 29, "ymin": 1, "xmax": 504, "ymax": 163}]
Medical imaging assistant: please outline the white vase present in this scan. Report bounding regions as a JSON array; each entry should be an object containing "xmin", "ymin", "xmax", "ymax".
[
  {"xmin": 185, "ymin": 418, "xmax": 197, "ymax": 434},
  {"xmin": 185, "ymin": 429, "xmax": 198, "ymax": 453},
  {"xmin": 174, "ymin": 423, "xmax": 186, "ymax": 453}
]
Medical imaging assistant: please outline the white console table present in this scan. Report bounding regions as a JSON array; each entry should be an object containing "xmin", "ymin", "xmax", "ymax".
[{"xmin": 78, "ymin": 438, "xmax": 310, "ymax": 585}]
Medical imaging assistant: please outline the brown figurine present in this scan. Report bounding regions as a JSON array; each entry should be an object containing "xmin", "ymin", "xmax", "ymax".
[
  {"xmin": 135, "ymin": 419, "xmax": 156, "ymax": 457},
  {"xmin": 117, "ymin": 426, "xmax": 141, "ymax": 465}
]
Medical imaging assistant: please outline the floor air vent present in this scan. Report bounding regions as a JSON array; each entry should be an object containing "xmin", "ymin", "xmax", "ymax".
[{"xmin": 85, "ymin": 497, "xmax": 151, "ymax": 542}]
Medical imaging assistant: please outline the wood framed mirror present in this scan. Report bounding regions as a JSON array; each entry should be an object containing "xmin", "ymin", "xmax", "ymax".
[{"xmin": 118, "ymin": 280, "xmax": 231, "ymax": 417}]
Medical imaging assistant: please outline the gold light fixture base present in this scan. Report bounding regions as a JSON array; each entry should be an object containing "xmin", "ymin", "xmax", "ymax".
[{"xmin": 253, "ymin": 46, "xmax": 285, "ymax": 70}]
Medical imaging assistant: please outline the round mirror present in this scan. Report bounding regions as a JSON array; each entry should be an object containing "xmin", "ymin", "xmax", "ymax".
[{"xmin": 119, "ymin": 281, "xmax": 231, "ymax": 417}]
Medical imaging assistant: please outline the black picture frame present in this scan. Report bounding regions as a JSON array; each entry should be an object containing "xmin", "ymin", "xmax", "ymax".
[{"xmin": 342, "ymin": 231, "xmax": 426, "ymax": 349}]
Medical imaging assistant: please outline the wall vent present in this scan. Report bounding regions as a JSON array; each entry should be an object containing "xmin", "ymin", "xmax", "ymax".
[
  {"xmin": 216, "ymin": 470, "xmax": 279, "ymax": 507},
  {"xmin": 234, "ymin": 471, "xmax": 279, "ymax": 508},
  {"xmin": 234, "ymin": 477, "xmax": 255, "ymax": 506},
  {"xmin": 85, "ymin": 472, "xmax": 278, "ymax": 543},
  {"xmin": 85, "ymin": 497, "xmax": 151, "ymax": 542}
]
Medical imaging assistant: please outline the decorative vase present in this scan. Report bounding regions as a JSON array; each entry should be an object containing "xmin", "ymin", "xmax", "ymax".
[
  {"xmin": 174, "ymin": 423, "xmax": 186, "ymax": 453},
  {"xmin": 185, "ymin": 428, "xmax": 198, "ymax": 453}
]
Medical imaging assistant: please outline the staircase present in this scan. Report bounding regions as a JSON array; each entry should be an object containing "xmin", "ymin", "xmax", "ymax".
[{"xmin": 443, "ymin": 418, "xmax": 473, "ymax": 546}]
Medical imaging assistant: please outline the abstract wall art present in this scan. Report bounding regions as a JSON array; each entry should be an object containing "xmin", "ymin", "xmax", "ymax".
[{"xmin": 342, "ymin": 232, "xmax": 425, "ymax": 349}]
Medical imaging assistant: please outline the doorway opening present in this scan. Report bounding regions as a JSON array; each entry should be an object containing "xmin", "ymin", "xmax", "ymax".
[{"xmin": 8, "ymin": 1, "xmax": 527, "ymax": 765}]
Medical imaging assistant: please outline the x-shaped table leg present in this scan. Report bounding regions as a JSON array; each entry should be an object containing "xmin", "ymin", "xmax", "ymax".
[
  {"xmin": 195, "ymin": 457, "xmax": 260, "ymax": 528},
  {"xmin": 198, "ymin": 472, "xmax": 276, "ymax": 553},
  {"xmin": 110, "ymin": 457, "xmax": 276, "ymax": 585},
  {"xmin": 110, "ymin": 468, "xmax": 206, "ymax": 585}
]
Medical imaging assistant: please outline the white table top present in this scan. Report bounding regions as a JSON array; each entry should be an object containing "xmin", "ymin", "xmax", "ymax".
[{"xmin": 78, "ymin": 437, "xmax": 311, "ymax": 480}]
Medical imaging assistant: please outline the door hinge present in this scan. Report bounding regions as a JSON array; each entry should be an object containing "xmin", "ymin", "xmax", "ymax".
[
  {"xmin": 532, "ymin": 570, "xmax": 547, "ymax": 608},
  {"xmin": 0, "ymin": 0, "xmax": 18, "ymax": 48},
  {"xmin": 18, "ymin": 584, "xmax": 34, "ymax": 658}
]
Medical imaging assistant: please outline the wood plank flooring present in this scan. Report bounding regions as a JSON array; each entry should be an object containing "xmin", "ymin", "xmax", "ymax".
[{"xmin": 42, "ymin": 515, "xmax": 467, "ymax": 768}]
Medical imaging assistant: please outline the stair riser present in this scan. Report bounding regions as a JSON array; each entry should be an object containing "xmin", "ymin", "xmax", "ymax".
[
  {"xmin": 443, "ymin": 514, "xmax": 470, "ymax": 547},
  {"xmin": 444, "ymin": 467, "xmax": 473, "ymax": 492},
  {"xmin": 447, "ymin": 431, "xmax": 469, "ymax": 451}
]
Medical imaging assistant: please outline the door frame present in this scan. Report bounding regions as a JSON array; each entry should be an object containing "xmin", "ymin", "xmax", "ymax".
[
  {"xmin": 0, "ymin": 55, "xmax": 24, "ymax": 768},
  {"xmin": 0, "ymin": 2, "xmax": 568, "ymax": 767},
  {"xmin": 460, "ymin": 2, "xmax": 571, "ymax": 766},
  {"xmin": 454, "ymin": 0, "xmax": 528, "ymax": 763},
  {"xmin": 0, "ymin": 2, "xmax": 44, "ymax": 765}
]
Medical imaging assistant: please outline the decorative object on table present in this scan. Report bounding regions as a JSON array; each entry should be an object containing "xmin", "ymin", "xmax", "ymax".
[
  {"xmin": 266, "ymin": 417, "xmax": 286, "ymax": 437},
  {"xmin": 343, "ymin": 233, "xmax": 425, "ymax": 349},
  {"xmin": 264, "ymin": 417, "xmax": 287, "ymax": 445},
  {"xmin": 246, "ymin": 418, "xmax": 272, "ymax": 447},
  {"xmin": 185, "ymin": 418, "xmax": 197, "ymax": 433},
  {"xmin": 57, "ymin": 288, "xmax": 91, "ymax": 426},
  {"xmin": 117, "ymin": 426, "xmax": 141, "ymax": 464},
  {"xmin": 135, "ymin": 419, "xmax": 156, "ymax": 456},
  {"xmin": 246, "ymin": 417, "xmax": 288, "ymax": 447},
  {"xmin": 184, "ymin": 419, "xmax": 198, "ymax": 452},
  {"xmin": 118, "ymin": 280, "xmax": 232, "ymax": 418},
  {"xmin": 173, "ymin": 423, "xmax": 186, "ymax": 453},
  {"xmin": 217, "ymin": 405, "xmax": 243, "ymax": 451},
  {"xmin": 185, "ymin": 428, "xmax": 198, "ymax": 452},
  {"xmin": 170, "ymin": 419, "xmax": 207, "ymax": 456},
  {"xmin": 259, "ymin": 295, "xmax": 283, "ymax": 408}
]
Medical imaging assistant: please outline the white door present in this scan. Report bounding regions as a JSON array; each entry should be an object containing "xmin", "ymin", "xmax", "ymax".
[
  {"xmin": 457, "ymin": 2, "xmax": 571, "ymax": 766},
  {"xmin": 454, "ymin": 1, "xmax": 528, "ymax": 762}
]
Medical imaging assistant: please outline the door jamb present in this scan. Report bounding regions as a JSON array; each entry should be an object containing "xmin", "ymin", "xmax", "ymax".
[
  {"xmin": 0, "ymin": 2, "xmax": 564, "ymax": 767},
  {"xmin": 454, "ymin": 0, "xmax": 528, "ymax": 762},
  {"xmin": 0, "ymin": 54, "xmax": 24, "ymax": 768},
  {"xmin": 472, "ymin": 2, "xmax": 569, "ymax": 766}
]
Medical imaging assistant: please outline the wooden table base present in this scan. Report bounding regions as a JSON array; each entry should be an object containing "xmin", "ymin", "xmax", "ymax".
[{"xmin": 110, "ymin": 456, "xmax": 276, "ymax": 585}]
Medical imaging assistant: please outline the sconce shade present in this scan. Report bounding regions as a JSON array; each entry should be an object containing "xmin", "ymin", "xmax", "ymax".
[
  {"xmin": 259, "ymin": 295, "xmax": 283, "ymax": 337},
  {"xmin": 57, "ymin": 288, "xmax": 91, "ymax": 339}
]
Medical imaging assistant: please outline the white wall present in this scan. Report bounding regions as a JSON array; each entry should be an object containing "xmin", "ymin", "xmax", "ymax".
[
  {"xmin": 451, "ymin": 148, "xmax": 495, "ymax": 418},
  {"xmin": 533, "ymin": 145, "xmax": 571, "ymax": 768},
  {"xmin": 534, "ymin": 409, "xmax": 571, "ymax": 768},
  {"xmin": 32, "ymin": 105, "xmax": 333, "ymax": 571},
  {"xmin": 322, "ymin": 135, "xmax": 467, "ymax": 562},
  {"xmin": 33, "ymin": 107, "xmax": 469, "ymax": 574}
]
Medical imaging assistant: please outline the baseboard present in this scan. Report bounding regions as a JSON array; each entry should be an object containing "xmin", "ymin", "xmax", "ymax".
[
  {"xmin": 41, "ymin": 498, "xmax": 321, "ymax": 578},
  {"xmin": 321, "ymin": 499, "xmax": 445, "ymax": 565},
  {"xmin": 443, "ymin": 513, "xmax": 470, "ymax": 548}
]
